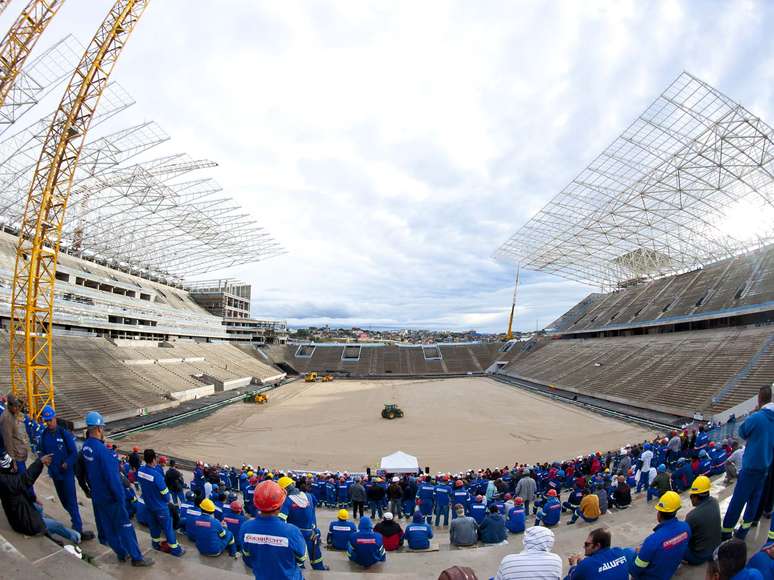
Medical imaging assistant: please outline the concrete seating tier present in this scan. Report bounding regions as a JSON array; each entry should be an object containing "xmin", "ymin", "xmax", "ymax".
[
  {"xmin": 499, "ymin": 326, "xmax": 774, "ymax": 416},
  {"xmin": 561, "ymin": 244, "xmax": 774, "ymax": 334}
]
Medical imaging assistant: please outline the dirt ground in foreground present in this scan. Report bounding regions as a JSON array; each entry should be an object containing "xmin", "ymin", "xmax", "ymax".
[{"xmin": 119, "ymin": 377, "xmax": 652, "ymax": 472}]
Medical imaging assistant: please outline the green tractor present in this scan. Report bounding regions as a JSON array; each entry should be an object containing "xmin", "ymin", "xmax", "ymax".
[{"xmin": 381, "ymin": 403, "xmax": 404, "ymax": 420}]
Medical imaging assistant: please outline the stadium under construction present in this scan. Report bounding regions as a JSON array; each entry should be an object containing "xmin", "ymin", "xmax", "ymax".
[{"xmin": 0, "ymin": 2, "xmax": 772, "ymax": 579}]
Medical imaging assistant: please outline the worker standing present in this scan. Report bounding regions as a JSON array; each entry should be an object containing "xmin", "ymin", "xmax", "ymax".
[
  {"xmin": 81, "ymin": 411, "xmax": 152, "ymax": 567},
  {"xmin": 417, "ymin": 477, "xmax": 435, "ymax": 524},
  {"xmin": 433, "ymin": 476, "xmax": 452, "ymax": 526},
  {"xmin": 38, "ymin": 405, "xmax": 93, "ymax": 541},
  {"xmin": 278, "ymin": 475, "xmax": 327, "ymax": 571},
  {"xmin": 137, "ymin": 449, "xmax": 184, "ymax": 557},
  {"xmin": 0, "ymin": 395, "xmax": 32, "ymax": 499},
  {"xmin": 240, "ymin": 480, "xmax": 307, "ymax": 579},
  {"xmin": 451, "ymin": 480, "xmax": 471, "ymax": 518}
]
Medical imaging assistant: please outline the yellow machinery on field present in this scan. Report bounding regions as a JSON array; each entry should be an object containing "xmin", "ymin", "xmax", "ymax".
[
  {"xmin": 304, "ymin": 372, "xmax": 317, "ymax": 382},
  {"xmin": 321, "ymin": 374, "xmax": 334, "ymax": 382},
  {"xmin": 255, "ymin": 393, "xmax": 268, "ymax": 404}
]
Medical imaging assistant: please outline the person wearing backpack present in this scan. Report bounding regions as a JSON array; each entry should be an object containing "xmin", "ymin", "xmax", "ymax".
[{"xmin": 38, "ymin": 405, "xmax": 94, "ymax": 541}]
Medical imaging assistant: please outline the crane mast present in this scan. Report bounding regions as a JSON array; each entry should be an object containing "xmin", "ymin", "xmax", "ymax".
[{"xmin": 9, "ymin": 0, "xmax": 150, "ymax": 418}]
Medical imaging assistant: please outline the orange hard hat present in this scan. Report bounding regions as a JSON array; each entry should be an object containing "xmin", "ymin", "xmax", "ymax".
[
  {"xmin": 254, "ymin": 480, "xmax": 286, "ymax": 512},
  {"xmin": 547, "ymin": 489, "xmax": 558, "ymax": 497},
  {"xmin": 132, "ymin": 446, "xmax": 140, "ymax": 452}
]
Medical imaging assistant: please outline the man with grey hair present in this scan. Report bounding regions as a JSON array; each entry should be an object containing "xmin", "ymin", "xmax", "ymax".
[
  {"xmin": 449, "ymin": 504, "xmax": 478, "ymax": 547},
  {"xmin": 514, "ymin": 469, "xmax": 536, "ymax": 514},
  {"xmin": 494, "ymin": 525, "xmax": 562, "ymax": 579},
  {"xmin": 349, "ymin": 476, "xmax": 367, "ymax": 519}
]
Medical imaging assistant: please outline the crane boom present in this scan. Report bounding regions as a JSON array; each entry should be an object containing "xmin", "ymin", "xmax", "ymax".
[
  {"xmin": 0, "ymin": 0, "xmax": 65, "ymax": 110},
  {"xmin": 505, "ymin": 265, "xmax": 520, "ymax": 340},
  {"xmin": 9, "ymin": 0, "xmax": 149, "ymax": 418}
]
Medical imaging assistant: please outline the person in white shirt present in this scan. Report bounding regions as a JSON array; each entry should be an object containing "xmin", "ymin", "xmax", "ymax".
[
  {"xmin": 725, "ymin": 442, "xmax": 744, "ymax": 483},
  {"xmin": 636, "ymin": 444, "xmax": 654, "ymax": 493},
  {"xmin": 494, "ymin": 525, "xmax": 562, "ymax": 580}
]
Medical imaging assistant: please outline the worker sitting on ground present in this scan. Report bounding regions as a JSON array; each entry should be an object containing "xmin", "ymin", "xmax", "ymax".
[
  {"xmin": 646, "ymin": 464, "xmax": 672, "ymax": 502},
  {"xmin": 192, "ymin": 498, "xmax": 237, "ymax": 558},
  {"xmin": 610, "ymin": 476, "xmax": 631, "ymax": 509},
  {"xmin": 683, "ymin": 475, "xmax": 721, "ymax": 565},
  {"xmin": 567, "ymin": 488, "xmax": 601, "ymax": 525},
  {"xmin": 347, "ymin": 516, "xmax": 386, "ymax": 568},
  {"xmin": 221, "ymin": 500, "xmax": 247, "ymax": 550},
  {"xmin": 506, "ymin": 497, "xmax": 526, "ymax": 534},
  {"xmin": 630, "ymin": 491, "xmax": 690, "ymax": 578},
  {"xmin": 327, "ymin": 509, "xmax": 357, "ymax": 550},
  {"xmin": 479, "ymin": 504, "xmax": 507, "ymax": 544},
  {"xmin": 405, "ymin": 511, "xmax": 434, "ymax": 550},
  {"xmin": 535, "ymin": 489, "xmax": 561, "ymax": 526},
  {"xmin": 374, "ymin": 511, "xmax": 403, "ymax": 551},
  {"xmin": 449, "ymin": 504, "xmax": 478, "ymax": 547},
  {"xmin": 240, "ymin": 480, "xmax": 307, "ymax": 579}
]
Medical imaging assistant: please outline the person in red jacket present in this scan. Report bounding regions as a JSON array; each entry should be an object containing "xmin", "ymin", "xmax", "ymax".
[{"xmin": 373, "ymin": 512, "xmax": 403, "ymax": 551}]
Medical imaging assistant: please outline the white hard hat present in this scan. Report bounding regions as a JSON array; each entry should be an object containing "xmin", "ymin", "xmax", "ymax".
[{"xmin": 392, "ymin": 476, "xmax": 399, "ymax": 482}]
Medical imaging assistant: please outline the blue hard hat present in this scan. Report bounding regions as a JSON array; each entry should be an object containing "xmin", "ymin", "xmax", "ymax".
[
  {"xmin": 85, "ymin": 411, "xmax": 104, "ymax": 427},
  {"xmin": 644, "ymin": 443, "xmax": 651, "ymax": 450},
  {"xmin": 657, "ymin": 464, "xmax": 666, "ymax": 473},
  {"xmin": 41, "ymin": 405, "xmax": 56, "ymax": 421}
]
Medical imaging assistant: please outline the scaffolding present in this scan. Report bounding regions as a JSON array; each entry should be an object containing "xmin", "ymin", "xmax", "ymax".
[
  {"xmin": 0, "ymin": 36, "xmax": 284, "ymax": 284},
  {"xmin": 495, "ymin": 72, "xmax": 774, "ymax": 289}
]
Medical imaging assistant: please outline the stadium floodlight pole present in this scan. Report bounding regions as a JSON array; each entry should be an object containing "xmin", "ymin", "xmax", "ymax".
[
  {"xmin": 505, "ymin": 265, "xmax": 520, "ymax": 340},
  {"xmin": 9, "ymin": 0, "xmax": 150, "ymax": 419},
  {"xmin": 0, "ymin": 0, "xmax": 65, "ymax": 112}
]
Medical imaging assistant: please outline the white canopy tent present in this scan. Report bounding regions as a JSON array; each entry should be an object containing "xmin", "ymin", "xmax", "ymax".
[{"xmin": 380, "ymin": 450, "xmax": 420, "ymax": 473}]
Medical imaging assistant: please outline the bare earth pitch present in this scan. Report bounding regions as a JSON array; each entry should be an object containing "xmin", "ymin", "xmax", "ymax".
[{"xmin": 119, "ymin": 377, "xmax": 652, "ymax": 472}]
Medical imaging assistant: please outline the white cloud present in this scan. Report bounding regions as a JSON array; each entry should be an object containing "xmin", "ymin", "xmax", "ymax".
[{"xmin": 7, "ymin": 0, "xmax": 773, "ymax": 332}]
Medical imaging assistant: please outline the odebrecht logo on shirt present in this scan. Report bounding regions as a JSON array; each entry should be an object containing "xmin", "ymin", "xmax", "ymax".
[{"xmin": 244, "ymin": 533, "xmax": 290, "ymax": 547}]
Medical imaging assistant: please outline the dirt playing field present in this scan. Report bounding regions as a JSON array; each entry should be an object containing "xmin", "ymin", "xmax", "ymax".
[{"xmin": 119, "ymin": 377, "xmax": 652, "ymax": 473}]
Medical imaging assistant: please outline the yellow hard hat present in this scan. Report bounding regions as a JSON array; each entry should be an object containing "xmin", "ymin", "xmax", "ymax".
[
  {"xmin": 690, "ymin": 475, "xmax": 711, "ymax": 495},
  {"xmin": 266, "ymin": 472, "xmax": 274, "ymax": 479},
  {"xmin": 338, "ymin": 509, "xmax": 349, "ymax": 520},
  {"xmin": 655, "ymin": 491, "xmax": 682, "ymax": 513},
  {"xmin": 278, "ymin": 476, "xmax": 294, "ymax": 489},
  {"xmin": 247, "ymin": 471, "xmax": 254, "ymax": 477},
  {"xmin": 200, "ymin": 498, "xmax": 216, "ymax": 513}
]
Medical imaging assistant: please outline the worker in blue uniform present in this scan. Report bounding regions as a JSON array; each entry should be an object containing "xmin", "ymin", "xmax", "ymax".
[
  {"xmin": 433, "ymin": 477, "xmax": 452, "ymax": 526},
  {"xmin": 38, "ymin": 405, "xmax": 93, "ymax": 541},
  {"xmin": 240, "ymin": 480, "xmax": 306, "ymax": 578},
  {"xmin": 221, "ymin": 500, "xmax": 247, "ymax": 549},
  {"xmin": 404, "ymin": 511, "xmax": 434, "ymax": 550},
  {"xmin": 81, "ymin": 411, "xmax": 152, "ymax": 567},
  {"xmin": 278, "ymin": 475, "xmax": 327, "ymax": 570},
  {"xmin": 470, "ymin": 494, "xmax": 487, "ymax": 524},
  {"xmin": 565, "ymin": 527, "xmax": 635, "ymax": 580},
  {"xmin": 192, "ymin": 498, "xmax": 237, "ymax": 557},
  {"xmin": 137, "ymin": 449, "xmax": 184, "ymax": 557},
  {"xmin": 177, "ymin": 491, "xmax": 196, "ymax": 531},
  {"xmin": 722, "ymin": 385, "xmax": 774, "ymax": 540},
  {"xmin": 535, "ymin": 489, "xmax": 561, "ymax": 526},
  {"xmin": 417, "ymin": 478, "xmax": 435, "ymax": 524},
  {"xmin": 451, "ymin": 480, "xmax": 470, "ymax": 518},
  {"xmin": 506, "ymin": 497, "xmax": 526, "ymax": 533},
  {"xmin": 347, "ymin": 516, "xmax": 386, "ymax": 568},
  {"xmin": 631, "ymin": 491, "xmax": 690, "ymax": 579},
  {"xmin": 327, "ymin": 509, "xmax": 357, "ymax": 550}
]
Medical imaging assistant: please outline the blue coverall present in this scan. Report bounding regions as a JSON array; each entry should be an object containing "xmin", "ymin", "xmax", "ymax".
[
  {"xmin": 137, "ymin": 464, "xmax": 182, "ymax": 555},
  {"xmin": 81, "ymin": 436, "xmax": 144, "ymax": 562},
  {"xmin": 433, "ymin": 483, "xmax": 452, "ymax": 526},
  {"xmin": 39, "ymin": 425, "xmax": 82, "ymax": 533},
  {"xmin": 192, "ymin": 511, "xmax": 236, "ymax": 556},
  {"xmin": 280, "ymin": 490, "xmax": 326, "ymax": 570}
]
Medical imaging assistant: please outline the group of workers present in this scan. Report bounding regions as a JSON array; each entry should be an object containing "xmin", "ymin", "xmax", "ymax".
[{"xmin": 1, "ymin": 383, "xmax": 774, "ymax": 579}]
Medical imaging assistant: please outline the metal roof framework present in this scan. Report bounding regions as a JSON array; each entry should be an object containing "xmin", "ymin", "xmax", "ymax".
[
  {"xmin": 495, "ymin": 72, "xmax": 774, "ymax": 289},
  {"xmin": 0, "ymin": 35, "xmax": 284, "ymax": 284}
]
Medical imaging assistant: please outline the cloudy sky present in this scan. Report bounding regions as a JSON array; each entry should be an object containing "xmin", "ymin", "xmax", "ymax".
[{"xmin": 11, "ymin": 0, "xmax": 774, "ymax": 332}]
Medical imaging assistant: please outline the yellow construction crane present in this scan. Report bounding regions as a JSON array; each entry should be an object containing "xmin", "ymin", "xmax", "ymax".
[
  {"xmin": 0, "ymin": 1, "xmax": 13, "ymax": 18},
  {"xmin": 0, "ymin": 0, "xmax": 65, "ymax": 110},
  {"xmin": 10, "ymin": 0, "xmax": 150, "ymax": 418},
  {"xmin": 505, "ymin": 265, "xmax": 520, "ymax": 340}
]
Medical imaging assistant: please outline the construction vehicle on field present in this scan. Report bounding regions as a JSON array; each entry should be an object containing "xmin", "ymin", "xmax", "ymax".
[
  {"xmin": 381, "ymin": 403, "xmax": 404, "ymax": 420},
  {"xmin": 244, "ymin": 392, "xmax": 268, "ymax": 404},
  {"xmin": 305, "ymin": 372, "xmax": 334, "ymax": 383}
]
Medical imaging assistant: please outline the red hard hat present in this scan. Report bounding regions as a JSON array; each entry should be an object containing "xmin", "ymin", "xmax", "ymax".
[
  {"xmin": 504, "ymin": 493, "xmax": 512, "ymax": 500},
  {"xmin": 547, "ymin": 489, "xmax": 558, "ymax": 497},
  {"xmin": 230, "ymin": 500, "xmax": 243, "ymax": 513},
  {"xmin": 132, "ymin": 446, "xmax": 140, "ymax": 452},
  {"xmin": 514, "ymin": 497, "xmax": 524, "ymax": 505},
  {"xmin": 158, "ymin": 455, "xmax": 168, "ymax": 465},
  {"xmin": 709, "ymin": 441, "xmax": 715, "ymax": 448},
  {"xmin": 455, "ymin": 480, "xmax": 464, "ymax": 488},
  {"xmin": 254, "ymin": 480, "xmax": 286, "ymax": 512}
]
